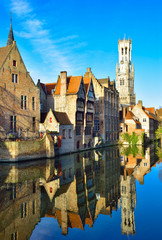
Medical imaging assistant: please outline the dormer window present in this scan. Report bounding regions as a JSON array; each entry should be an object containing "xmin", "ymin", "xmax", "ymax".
[{"xmin": 13, "ymin": 60, "xmax": 17, "ymax": 67}]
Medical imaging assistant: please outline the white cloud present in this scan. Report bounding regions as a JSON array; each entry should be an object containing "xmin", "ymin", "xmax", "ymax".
[
  {"xmin": 10, "ymin": 0, "xmax": 32, "ymax": 17},
  {"xmin": 9, "ymin": 0, "xmax": 87, "ymax": 82}
]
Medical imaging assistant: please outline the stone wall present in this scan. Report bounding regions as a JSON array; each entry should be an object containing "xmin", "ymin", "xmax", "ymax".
[{"xmin": 0, "ymin": 133, "xmax": 54, "ymax": 162}]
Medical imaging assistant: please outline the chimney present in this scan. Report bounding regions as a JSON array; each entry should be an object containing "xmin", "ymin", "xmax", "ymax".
[
  {"xmin": 60, "ymin": 71, "xmax": 67, "ymax": 96},
  {"xmin": 137, "ymin": 100, "xmax": 143, "ymax": 108},
  {"xmin": 87, "ymin": 67, "xmax": 91, "ymax": 72},
  {"xmin": 38, "ymin": 79, "xmax": 40, "ymax": 84},
  {"xmin": 123, "ymin": 106, "xmax": 126, "ymax": 119}
]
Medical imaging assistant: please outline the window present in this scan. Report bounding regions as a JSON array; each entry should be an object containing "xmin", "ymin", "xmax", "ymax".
[
  {"xmin": 88, "ymin": 190, "xmax": 94, "ymax": 200},
  {"xmin": 62, "ymin": 129, "xmax": 66, "ymax": 139},
  {"xmin": 87, "ymin": 178, "xmax": 93, "ymax": 188},
  {"xmin": 33, "ymin": 182, "xmax": 36, "ymax": 193},
  {"xmin": 21, "ymin": 95, "xmax": 27, "ymax": 110},
  {"xmin": 85, "ymin": 126, "xmax": 91, "ymax": 135},
  {"xmin": 120, "ymin": 126, "xmax": 123, "ymax": 132},
  {"xmin": 21, "ymin": 202, "xmax": 27, "ymax": 218},
  {"xmin": 50, "ymin": 117, "xmax": 52, "ymax": 123},
  {"xmin": 94, "ymin": 120, "xmax": 100, "ymax": 131},
  {"xmin": 63, "ymin": 170, "xmax": 66, "ymax": 180},
  {"xmin": 12, "ymin": 74, "xmax": 17, "ymax": 83},
  {"xmin": 86, "ymin": 114, "xmax": 93, "ymax": 122},
  {"xmin": 143, "ymin": 118, "xmax": 146, "ymax": 122},
  {"xmin": 121, "ymin": 48, "xmax": 124, "ymax": 55},
  {"xmin": 122, "ymin": 186, "xmax": 126, "ymax": 194},
  {"xmin": 33, "ymin": 117, "xmax": 36, "ymax": 132},
  {"xmin": 10, "ymin": 184, "xmax": 16, "ymax": 200},
  {"xmin": 33, "ymin": 200, "xmax": 36, "ymax": 215},
  {"xmin": 13, "ymin": 60, "xmax": 17, "ymax": 67},
  {"xmin": 76, "ymin": 112, "xmax": 83, "ymax": 121},
  {"xmin": 120, "ymin": 79, "xmax": 124, "ymax": 85},
  {"xmin": 76, "ymin": 126, "xmax": 81, "ymax": 136},
  {"xmin": 10, "ymin": 116, "xmax": 16, "ymax": 132},
  {"xmin": 144, "ymin": 162, "xmax": 147, "ymax": 166},
  {"xmin": 32, "ymin": 97, "xmax": 35, "ymax": 110},
  {"xmin": 69, "ymin": 168, "xmax": 72, "ymax": 178},
  {"xmin": 125, "ymin": 47, "xmax": 127, "ymax": 54},
  {"xmin": 11, "ymin": 232, "xmax": 18, "ymax": 240},
  {"xmin": 69, "ymin": 129, "xmax": 72, "ymax": 138}
]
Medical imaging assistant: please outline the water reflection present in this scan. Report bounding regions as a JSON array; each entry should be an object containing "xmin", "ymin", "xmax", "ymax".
[{"xmin": 0, "ymin": 143, "xmax": 161, "ymax": 239}]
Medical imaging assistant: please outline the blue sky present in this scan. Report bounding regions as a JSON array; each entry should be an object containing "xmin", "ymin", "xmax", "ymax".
[{"xmin": 0, "ymin": 0, "xmax": 161, "ymax": 108}]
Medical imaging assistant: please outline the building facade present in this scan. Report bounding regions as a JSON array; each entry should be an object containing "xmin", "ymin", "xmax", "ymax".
[
  {"xmin": 84, "ymin": 67, "xmax": 119, "ymax": 144},
  {"xmin": 116, "ymin": 38, "xmax": 136, "ymax": 107},
  {"xmin": 0, "ymin": 24, "xmax": 40, "ymax": 139},
  {"xmin": 54, "ymin": 71, "xmax": 95, "ymax": 151}
]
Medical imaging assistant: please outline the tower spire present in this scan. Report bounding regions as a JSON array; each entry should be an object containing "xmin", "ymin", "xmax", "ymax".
[{"xmin": 7, "ymin": 12, "xmax": 14, "ymax": 46}]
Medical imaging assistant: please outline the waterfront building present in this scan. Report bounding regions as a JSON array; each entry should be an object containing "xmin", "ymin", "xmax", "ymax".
[
  {"xmin": 0, "ymin": 23, "xmax": 40, "ymax": 139},
  {"xmin": 156, "ymin": 108, "xmax": 162, "ymax": 127},
  {"xmin": 116, "ymin": 38, "xmax": 136, "ymax": 107},
  {"xmin": 84, "ymin": 67, "xmax": 119, "ymax": 144},
  {"xmin": 54, "ymin": 71, "xmax": 95, "ymax": 150},
  {"xmin": 120, "ymin": 101, "xmax": 158, "ymax": 141},
  {"xmin": 37, "ymin": 79, "xmax": 56, "ymax": 113},
  {"xmin": 39, "ymin": 109, "xmax": 74, "ymax": 155}
]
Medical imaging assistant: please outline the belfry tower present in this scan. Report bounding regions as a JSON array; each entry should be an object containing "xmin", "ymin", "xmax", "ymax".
[{"xmin": 116, "ymin": 38, "xmax": 136, "ymax": 107}]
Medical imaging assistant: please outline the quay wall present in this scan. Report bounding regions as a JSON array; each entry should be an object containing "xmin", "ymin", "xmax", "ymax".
[{"xmin": 0, "ymin": 134, "xmax": 54, "ymax": 162}]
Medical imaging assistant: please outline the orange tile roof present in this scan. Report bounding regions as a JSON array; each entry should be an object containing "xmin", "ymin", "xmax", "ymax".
[
  {"xmin": 68, "ymin": 212, "xmax": 84, "ymax": 230},
  {"xmin": 145, "ymin": 107, "xmax": 155, "ymax": 114},
  {"xmin": 45, "ymin": 83, "xmax": 56, "ymax": 95},
  {"xmin": 0, "ymin": 45, "xmax": 12, "ymax": 68},
  {"xmin": 142, "ymin": 107, "xmax": 156, "ymax": 120},
  {"xmin": 54, "ymin": 76, "xmax": 82, "ymax": 95},
  {"xmin": 126, "ymin": 110, "xmax": 141, "ymax": 124}
]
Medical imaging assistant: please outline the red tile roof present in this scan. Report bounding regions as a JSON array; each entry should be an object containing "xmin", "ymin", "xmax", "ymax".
[
  {"xmin": 145, "ymin": 107, "xmax": 155, "ymax": 114},
  {"xmin": 45, "ymin": 83, "xmax": 56, "ymax": 95},
  {"xmin": 142, "ymin": 107, "xmax": 156, "ymax": 120},
  {"xmin": 126, "ymin": 110, "xmax": 141, "ymax": 124},
  {"xmin": 54, "ymin": 76, "xmax": 82, "ymax": 95},
  {"xmin": 68, "ymin": 212, "xmax": 84, "ymax": 230}
]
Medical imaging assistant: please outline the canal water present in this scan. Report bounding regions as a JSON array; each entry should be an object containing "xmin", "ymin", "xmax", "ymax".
[{"xmin": 0, "ymin": 143, "xmax": 162, "ymax": 240}]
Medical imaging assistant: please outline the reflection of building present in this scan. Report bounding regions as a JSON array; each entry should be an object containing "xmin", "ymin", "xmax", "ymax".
[
  {"xmin": 0, "ymin": 159, "xmax": 55, "ymax": 240},
  {"xmin": 94, "ymin": 147, "xmax": 120, "ymax": 219},
  {"xmin": 119, "ymin": 174, "xmax": 136, "ymax": 235}
]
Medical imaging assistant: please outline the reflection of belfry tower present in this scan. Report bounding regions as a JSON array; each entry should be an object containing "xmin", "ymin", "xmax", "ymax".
[
  {"xmin": 119, "ymin": 171, "xmax": 136, "ymax": 236},
  {"xmin": 116, "ymin": 38, "xmax": 136, "ymax": 107}
]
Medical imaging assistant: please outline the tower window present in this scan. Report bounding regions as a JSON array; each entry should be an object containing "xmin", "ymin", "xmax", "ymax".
[
  {"xmin": 121, "ymin": 48, "xmax": 124, "ymax": 55},
  {"xmin": 125, "ymin": 47, "xmax": 127, "ymax": 54},
  {"xmin": 120, "ymin": 79, "xmax": 124, "ymax": 85}
]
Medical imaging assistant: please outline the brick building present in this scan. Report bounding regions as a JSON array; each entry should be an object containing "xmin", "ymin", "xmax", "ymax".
[
  {"xmin": 54, "ymin": 71, "xmax": 95, "ymax": 150},
  {"xmin": 37, "ymin": 80, "xmax": 56, "ymax": 113},
  {"xmin": 0, "ymin": 23, "xmax": 40, "ymax": 139},
  {"xmin": 84, "ymin": 67, "xmax": 119, "ymax": 144},
  {"xmin": 120, "ymin": 101, "xmax": 158, "ymax": 141}
]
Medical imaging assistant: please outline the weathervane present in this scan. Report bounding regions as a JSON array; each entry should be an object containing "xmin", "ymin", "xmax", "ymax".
[{"xmin": 9, "ymin": 12, "xmax": 12, "ymax": 24}]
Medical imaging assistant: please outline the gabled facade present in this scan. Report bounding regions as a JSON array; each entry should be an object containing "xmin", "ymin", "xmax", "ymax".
[
  {"xmin": 37, "ymin": 80, "xmax": 56, "ymax": 113},
  {"xmin": 84, "ymin": 67, "xmax": 119, "ymax": 145},
  {"xmin": 39, "ymin": 109, "xmax": 74, "ymax": 154},
  {"xmin": 120, "ymin": 101, "xmax": 158, "ymax": 142},
  {"xmin": 0, "ymin": 24, "xmax": 40, "ymax": 139},
  {"xmin": 54, "ymin": 71, "xmax": 92, "ymax": 150}
]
